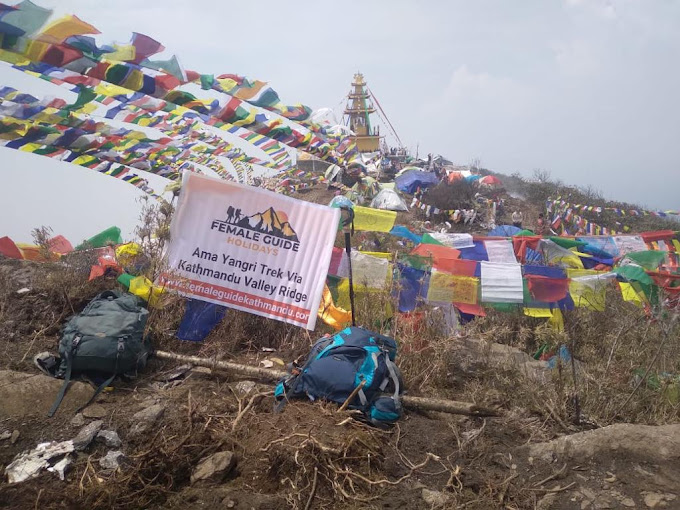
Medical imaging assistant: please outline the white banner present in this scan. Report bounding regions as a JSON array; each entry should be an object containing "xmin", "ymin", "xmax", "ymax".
[{"xmin": 161, "ymin": 172, "xmax": 340, "ymax": 330}]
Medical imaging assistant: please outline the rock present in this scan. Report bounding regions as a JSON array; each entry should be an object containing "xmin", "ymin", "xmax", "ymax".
[
  {"xmin": 16, "ymin": 287, "xmax": 31, "ymax": 295},
  {"xmin": 450, "ymin": 337, "xmax": 551, "ymax": 382},
  {"xmin": 5, "ymin": 440, "xmax": 74, "ymax": 484},
  {"xmin": 621, "ymin": 497, "xmax": 636, "ymax": 507},
  {"xmin": 81, "ymin": 404, "xmax": 108, "ymax": 419},
  {"xmin": 222, "ymin": 498, "xmax": 236, "ymax": 508},
  {"xmin": 97, "ymin": 430, "xmax": 122, "ymax": 448},
  {"xmin": 537, "ymin": 494, "xmax": 557, "ymax": 510},
  {"xmin": 10, "ymin": 429, "xmax": 20, "ymax": 444},
  {"xmin": 99, "ymin": 450, "xmax": 125, "ymax": 471},
  {"xmin": 0, "ymin": 430, "xmax": 11, "ymax": 441},
  {"xmin": 70, "ymin": 413, "xmax": 86, "ymax": 427},
  {"xmin": 129, "ymin": 404, "xmax": 165, "ymax": 437},
  {"xmin": 46, "ymin": 456, "xmax": 71, "ymax": 480},
  {"xmin": 232, "ymin": 380, "xmax": 256, "ymax": 397},
  {"xmin": 0, "ymin": 370, "xmax": 94, "ymax": 419},
  {"xmin": 592, "ymin": 495, "xmax": 615, "ymax": 509},
  {"xmin": 72, "ymin": 420, "xmax": 103, "ymax": 451},
  {"xmin": 158, "ymin": 364, "xmax": 193, "ymax": 382},
  {"xmin": 421, "ymin": 489, "xmax": 450, "ymax": 508},
  {"xmin": 190, "ymin": 451, "xmax": 236, "ymax": 484},
  {"xmin": 523, "ymin": 424, "xmax": 680, "ymax": 463},
  {"xmin": 642, "ymin": 492, "xmax": 677, "ymax": 508}
]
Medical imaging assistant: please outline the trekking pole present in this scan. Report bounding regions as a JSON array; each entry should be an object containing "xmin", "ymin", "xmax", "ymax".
[{"xmin": 340, "ymin": 206, "xmax": 357, "ymax": 326}]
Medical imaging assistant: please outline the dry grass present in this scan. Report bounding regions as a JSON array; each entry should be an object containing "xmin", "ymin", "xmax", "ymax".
[{"xmin": 465, "ymin": 289, "xmax": 680, "ymax": 427}]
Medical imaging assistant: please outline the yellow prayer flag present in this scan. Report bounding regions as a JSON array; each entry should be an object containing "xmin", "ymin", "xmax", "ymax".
[
  {"xmin": 427, "ymin": 272, "xmax": 478, "ymax": 304},
  {"xmin": 18, "ymin": 143, "xmax": 43, "ymax": 153},
  {"xmin": 566, "ymin": 268, "xmax": 601, "ymax": 279},
  {"xmin": 77, "ymin": 103, "xmax": 98, "ymax": 114},
  {"xmin": 524, "ymin": 308, "xmax": 564, "ymax": 331},
  {"xmin": 0, "ymin": 49, "xmax": 30, "ymax": 65},
  {"xmin": 619, "ymin": 282, "xmax": 645, "ymax": 308},
  {"xmin": 122, "ymin": 69, "xmax": 144, "ymax": 91},
  {"xmin": 129, "ymin": 276, "xmax": 165, "ymax": 308},
  {"xmin": 548, "ymin": 309, "xmax": 564, "ymax": 332},
  {"xmin": 115, "ymin": 242, "xmax": 142, "ymax": 267},
  {"xmin": 318, "ymin": 285, "xmax": 352, "ymax": 331},
  {"xmin": 569, "ymin": 278, "xmax": 607, "ymax": 311},
  {"xmin": 360, "ymin": 251, "xmax": 392, "ymax": 260},
  {"xmin": 336, "ymin": 278, "xmax": 392, "ymax": 318},
  {"xmin": 107, "ymin": 44, "xmax": 136, "ymax": 62},
  {"xmin": 427, "ymin": 271, "xmax": 456, "ymax": 302},
  {"xmin": 523, "ymin": 308, "xmax": 553, "ymax": 318},
  {"xmin": 39, "ymin": 14, "xmax": 99, "ymax": 43},
  {"xmin": 353, "ymin": 206, "xmax": 397, "ymax": 233},
  {"xmin": 24, "ymin": 40, "xmax": 49, "ymax": 62},
  {"xmin": 94, "ymin": 83, "xmax": 132, "ymax": 97}
]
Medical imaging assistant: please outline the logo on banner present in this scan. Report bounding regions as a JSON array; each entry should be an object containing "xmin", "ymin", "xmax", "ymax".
[{"xmin": 211, "ymin": 205, "xmax": 300, "ymax": 254}]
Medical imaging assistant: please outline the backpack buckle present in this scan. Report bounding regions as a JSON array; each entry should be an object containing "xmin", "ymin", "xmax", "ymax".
[{"xmin": 117, "ymin": 337, "xmax": 126, "ymax": 352}]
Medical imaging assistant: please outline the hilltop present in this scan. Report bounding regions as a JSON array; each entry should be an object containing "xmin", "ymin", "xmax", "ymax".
[{"xmin": 1, "ymin": 174, "xmax": 679, "ymax": 510}]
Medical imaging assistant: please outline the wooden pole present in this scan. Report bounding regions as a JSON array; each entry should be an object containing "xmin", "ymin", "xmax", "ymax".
[
  {"xmin": 338, "ymin": 380, "xmax": 366, "ymax": 412},
  {"xmin": 155, "ymin": 350, "xmax": 500, "ymax": 417}
]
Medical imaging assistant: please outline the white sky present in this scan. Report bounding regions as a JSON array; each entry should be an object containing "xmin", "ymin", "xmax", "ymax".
[{"xmin": 1, "ymin": 0, "xmax": 679, "ymax": 243}]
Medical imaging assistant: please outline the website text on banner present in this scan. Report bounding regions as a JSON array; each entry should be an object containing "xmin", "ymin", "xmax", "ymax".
[{"xmin": 161, "ymin": 172, "xmax": 340, "ymax": 330}]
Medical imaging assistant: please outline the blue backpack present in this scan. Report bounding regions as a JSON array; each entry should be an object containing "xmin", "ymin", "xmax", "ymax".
[{"xmin": 274, "ymin": 327, "xmax": 404, "ymax": 426}]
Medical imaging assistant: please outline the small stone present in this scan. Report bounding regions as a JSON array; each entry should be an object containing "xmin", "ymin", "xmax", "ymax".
[
  {"xmin": 129, "ymin": 404, "xmax": 165, "ymax": 437},
  {"xmin": 72, "ymin": 420, "xmax": 103, "ymax": 451},
  {"xmin": 191, "ymin": 451, "xmax": 236, "ymax": 484},
  {"xmin": 10, "ymin": 430, "xmax": 20, "ymax": 444},
  {"xmin": 159, "ymin": 364, "xmax": 192, "ymax": 382},
  {"xmin": 0, "ymin": 430, "xmax": 11, "ymax": 441},
  {"xmin": 16, "ymin": 288, "xmax": 31, "ymax": 295},
  {"xmin": 70, "ymin": 414, "xmax": 86, "ymax": 427},
  {"xmin": 221, "ymin": 499, "xmax": 236, "ymax": 508},
  {"xmin": 421, "ymin": 489, "xmax": 449, "ymax": 508},
  {"xmin": 642, "ymin": 492, "xmax": 675, "ymax": 508},
  {"xmin": 82, "ymin": 404, "xmax": 108, "ymax": 419},
  {"xmin": 233, "ymin": 380, "xmax": 256, "ymax": 397},
  {"xmin": 47, "ymin": 457, "xmax": 71, "ymax": 481},
  {"xmin": 581, "ymin": 488, "xmax": 597, "ymax": 501},
  {"xmin": 537, "ymin": 494, "xmax": 557, "ymax": 510},
  {"xmin": 97, "ymin": 430, "xmax": 122, "ymax": 448},
  {"xmin": 593, "ymin": 496, "xmax": 615, "ymax": 509},
  {"xmin": 99, "ymin": 450, "xmax": 125, "ymax": 471},
  {"xmin": 621, "ymin": 498, "xmax": 636, "ymax": 507}
]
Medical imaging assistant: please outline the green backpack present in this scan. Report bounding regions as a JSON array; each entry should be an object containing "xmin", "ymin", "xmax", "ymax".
[{"xmin": 48, "ymin": 290, "xmax": 153, "ymax": 417}]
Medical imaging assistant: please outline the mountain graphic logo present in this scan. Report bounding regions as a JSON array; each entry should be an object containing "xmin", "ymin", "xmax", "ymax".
[{"xmin": 224, "ymin": 205, "xmax": 299, "ymax": 242}]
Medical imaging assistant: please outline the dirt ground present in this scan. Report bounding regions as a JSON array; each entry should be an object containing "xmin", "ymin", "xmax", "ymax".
[{"xmin": 1, "ymin": 185, "xmax": 679, "ymax": 509}]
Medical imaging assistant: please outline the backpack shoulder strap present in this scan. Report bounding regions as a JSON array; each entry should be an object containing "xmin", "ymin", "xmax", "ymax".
[
  {"xmin": 75, "ymin": 373, "xmax": 116, "ymax": 415},
  {"xmin": 48, "ymin": 346, "xmax": 74, "ymax": 417}
]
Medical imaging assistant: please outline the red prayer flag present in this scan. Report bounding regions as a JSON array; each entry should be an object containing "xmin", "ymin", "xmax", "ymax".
[{"xmin": 527, "ymin": 275, "xmax": 570, "ymax": 302}]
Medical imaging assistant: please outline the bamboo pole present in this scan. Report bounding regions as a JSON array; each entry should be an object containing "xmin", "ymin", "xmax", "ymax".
[{"xmin": 155, "ymin": 350, "xmax": 500, "ymax": 417}]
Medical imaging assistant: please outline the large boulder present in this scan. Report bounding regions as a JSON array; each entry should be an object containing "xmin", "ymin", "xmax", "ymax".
[
  {"xmin": 523, "ymin": 424, "xmax": 680, "ymax": 463},
  {"xmin": 0, "ymin": 370, "xmax": 94, "ymax": 419}
]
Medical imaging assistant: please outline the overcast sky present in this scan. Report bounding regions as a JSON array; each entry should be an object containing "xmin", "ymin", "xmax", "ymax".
[{"xmin": 1, "ymin": 0, "xmax": 679, "ymax": 242}]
